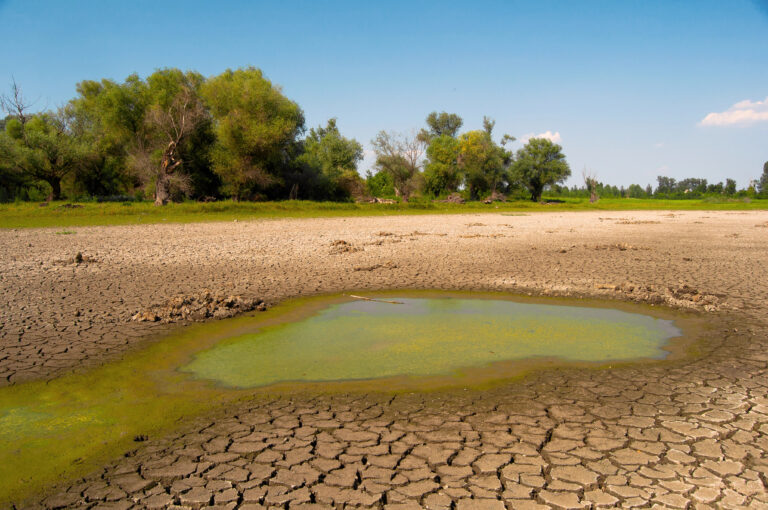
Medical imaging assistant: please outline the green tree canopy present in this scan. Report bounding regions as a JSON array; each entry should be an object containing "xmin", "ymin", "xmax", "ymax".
[
  {"xmin": 655, "ymin": 175, "xmax": 676, "ymax": 195},
  {"xmin": 298, "ymin": 118, "xmax": 363, "ymax": 200},
  {"xmin": 365, "ymin": 169, "xmax": 395, "ymax": 198},
  {"xmin": 512, "ymin": 137, "xmax": 570, "ymax": 202},
  {"xmin": 68, "ymin": 75, "xmax": 149, "ymax": 197},
  {"xmin": 457, "ymin": 124, "xmax": 512, "ymax": 199},
  {"xmin": 627, "ymin": 183, "xmax": 647, "ymax": 198},
  {"xmin": 70, "ymin": 74, "xmax": 150, "ymax": 152},
  {"xmin": 418, "ymin": 111, "xmax": 463, "ymax": 142},
  {"xmin": 420, "ymin": 111, "xmax": 465, "ymax": 197},
  {"xmin": 1, "ymin": 81, "xmax": 85, "ymax": 200},
  {"xmin": 677, "ymin": 178, "xmax": 707, "ymax": 194},
  {"xmin": 1, "ymin": 110, "xmax": 85, "ymax": 200},
  {"xmin": 201, "ymin": 67, "xmax": 305, "ymax": 200},
  {"xmin": 423, "ymin": 134, "xmax": 461, "ymax": 197},
  {"xmin": 69, "ymin": 71, "xmax": 217, "ymax": 202}
]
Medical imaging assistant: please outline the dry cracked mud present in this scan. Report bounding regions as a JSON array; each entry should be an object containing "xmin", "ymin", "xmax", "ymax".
[{"xmin": 2, "ymin": 210, "xmax": 768, "ymax": 508}]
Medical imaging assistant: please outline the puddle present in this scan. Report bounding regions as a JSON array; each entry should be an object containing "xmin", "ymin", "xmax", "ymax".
[
  {"xmin": 0, "ymin": 292, "xmax": 704, "ymax": 506},
  {"xmin": 182, "ymin": 298, "xmax": 681, "ymax": 388}
]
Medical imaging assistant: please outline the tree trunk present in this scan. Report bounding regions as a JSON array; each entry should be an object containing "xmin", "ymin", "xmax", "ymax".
[
  {"xmin": 47, "ymin": 178, "xmax": 62, "ymax": 201},
  {"xmin": 154, "ymin": 143, "xmax": 177, "ymax": 206},
  {"xmin": 154, "ymin": 174, "xmax": 170, "ymax": 206}
]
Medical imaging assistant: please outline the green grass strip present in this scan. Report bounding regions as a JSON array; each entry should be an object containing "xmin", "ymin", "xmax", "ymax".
[{"xmin": 0, "ymin": 197, "xmax": 766, "ymax": 229}]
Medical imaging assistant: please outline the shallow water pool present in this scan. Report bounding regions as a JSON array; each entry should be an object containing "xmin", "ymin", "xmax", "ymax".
[
  {"xmin": 182, "ymin": 297, "xmax": 681, "ymax": 388},
  {"xmin": 0, "ymin": 292, "xmax": 693, "ymax": 506}
]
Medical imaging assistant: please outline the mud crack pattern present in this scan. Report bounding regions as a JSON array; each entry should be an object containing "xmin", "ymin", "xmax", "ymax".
[
  {"xmin": 3, "ymin": 210, "xmax": 768, "ymax": 508},
  {"xmin": 37, "ymin": 324, "xmax": 768, "ymax": 509}
]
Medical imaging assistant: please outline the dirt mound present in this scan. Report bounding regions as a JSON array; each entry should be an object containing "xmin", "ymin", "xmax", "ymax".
[
  {"xmin": 592, "ymin": 282, "xmax": 721, "ymax": 311},
  {"xmin": 55, "ymin": 252, "xmax": 98, "ymax": 265},
  {"xmin": 330, "ymin": 239, "xmax": 361, "ymax": 254},
  {"xmin": 131, "ymin": 290, "xmax": 266, "ymax": 323}
]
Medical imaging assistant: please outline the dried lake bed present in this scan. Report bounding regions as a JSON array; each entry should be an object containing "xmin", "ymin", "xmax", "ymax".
[{"xmin": 1, "ymin": 210, "xmax": 767, "ymax": 508}]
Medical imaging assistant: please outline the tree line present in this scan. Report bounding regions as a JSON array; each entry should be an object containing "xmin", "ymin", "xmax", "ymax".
[
  {"xmin": 0, "ymin": 68, "xmax": 365, "ymax": 204},
  {"xmin": 552, "ymin": 172, "xmax": 768, "ymax": 200},
  {"xmin": 1, "ymin": 67, "xmax": 766, "ymax": 204},
  {"xmin": 367, "ymin": 112, "xmax": 569, "ymax": 203}
]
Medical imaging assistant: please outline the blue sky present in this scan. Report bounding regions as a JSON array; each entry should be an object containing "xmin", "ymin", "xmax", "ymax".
[{"xmin": 1, "ymin": 0, "xmax": 767, "ymax": 188}]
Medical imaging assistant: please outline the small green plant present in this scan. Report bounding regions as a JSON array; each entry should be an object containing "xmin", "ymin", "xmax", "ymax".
[{"xmin": 55, "ymin": 230, "xmax": 76, "ymax": 235}]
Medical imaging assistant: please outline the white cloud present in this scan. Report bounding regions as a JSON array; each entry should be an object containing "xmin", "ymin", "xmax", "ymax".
[
  {"xmin": 699, "ymin": 96, "xmax": 768, "ymax": 126},
  {"xmin": 520, "ymin": 130, "xmax": 562, "ymax": 144},
  {"xmin": 654, "ymin": 142, "xmax": 664, "ymax": 148}
]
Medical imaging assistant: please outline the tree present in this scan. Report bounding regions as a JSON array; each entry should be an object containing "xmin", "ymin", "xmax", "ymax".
[
  {"xmin": 423, "ymin": 134, "xmax": 461, "ymax": 196},
  {"xmin": 456, "ymin": 119, "xmax": 514, "ymax": 199},
  {"xmin": 725, "ymin": 178, "xmax": 737, "ymax": 196},
  {"xmin": 1, "ymin": 81, "xmax": 81, "ymax": 201},
  {"xmin": 140, "ymin": 69, "xmax": 208, "ymax": 205},
  {"xmin": 458, "ymin": 130, "xmax": 502, "ymax": 198},
  {"xmin": 583, "ymin": 169, "xmax": 598, "ymax": 203},
  {"xmin": 655, "ymin": 176, "xmax": 676, "ymax": 195},
  {"xmin": 201, "ymin": 67, "xmax": 305, "ymax": 200},
  {"xmin": 69, "ymin": 72, "xmax": 217, "ymax": 201},
  {"xmin": 0, "ymin": 124, "xmax": 34, "ymax": 201},
  {"xmin": 420, "ymin": 112, "xmax": 464, "ymax": 197},
  {"xmin": 707, "ymin": 182, "xmax": 724, "ymax": 194},
  {"xmin": 628, "ymin": 183, "xmax": 646, "ymax": 198},
  {"xmin": 365, "ymin": 169, "xmax": 395, "ymax": 198},
  {"xmin": 511, "ymin": 138, "xmax": 570, "ymax": 202},
  {"xmin": 371, "ymin": 131, "xmax": 424, "ymax": 201},
  {"xmin": 298, "ymin": 118, "xmax": 363, "ymax": 200},
  {"xmin": 677, "ymin": 178, "xmax": 707, "ymax": 195},
  {"xmin": 759, "ymin": 161, "xmax": 768, "ymax": 195},
  {"xmin": 417, "ymin": 111, "xmax": 463, "ymax": 142},
  {"xmin": 2, "ymin": 107, "xmax": 84, "ymax": 201},
  {"xmin": 67, "ymin": 74, "xmax": 149, "ymax": 198},
  {"xmin": 482, "ymin": 116, "xmax": 495, "ymax": 136}
]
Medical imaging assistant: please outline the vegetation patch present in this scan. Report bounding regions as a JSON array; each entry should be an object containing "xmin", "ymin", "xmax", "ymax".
[
  {"xmin": 2, "ymin": 70, "xmax": 766, "ymax": 211},
  {"xmin": 0, "ymin": 197, "xmax": 766, "ymax": 229}
]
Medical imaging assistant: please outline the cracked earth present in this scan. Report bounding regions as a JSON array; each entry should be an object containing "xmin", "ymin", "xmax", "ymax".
[{"xmin": 2, "ymin": 210, "xmax": 768, "ymax": 508}]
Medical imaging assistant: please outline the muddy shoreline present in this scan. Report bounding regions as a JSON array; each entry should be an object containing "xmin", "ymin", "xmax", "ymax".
[{"xmin": 2, "ymin": 210, "xmax": 763, "ymax": 385}]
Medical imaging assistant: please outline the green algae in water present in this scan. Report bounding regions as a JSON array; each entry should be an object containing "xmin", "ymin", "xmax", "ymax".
[
  {"xmin": 182, "ymin": 298, "xmax": 681, "ymax": 388},
  {"xmin": 0, "ymin": 294, "xmax": 689, "ymax": 507}
]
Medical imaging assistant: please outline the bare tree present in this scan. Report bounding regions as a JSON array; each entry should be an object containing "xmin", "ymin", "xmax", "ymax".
[
  {"xmin": 135, "ymin": 85, "xmax": 207, "ymax": 206},
  {"xmin": 583, "ymin": 168, "xmax": 599, "ymax": 203},
  {"xmin": 371, "ymin": 130, "xmax": 425, "ymax": 201},
  {"xmin": 0, "ymin": 78, "xmax": 31, "ymax": 128}
]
